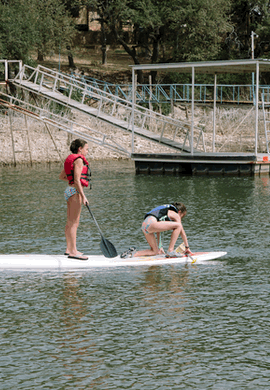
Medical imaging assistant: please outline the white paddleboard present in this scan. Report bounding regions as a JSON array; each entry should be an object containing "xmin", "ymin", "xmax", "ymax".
[{"xmin": 0, "ymin": 251, "xmax": 227, "ymax": 270}]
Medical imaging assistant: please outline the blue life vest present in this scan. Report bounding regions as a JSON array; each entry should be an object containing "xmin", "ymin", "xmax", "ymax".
[{"xmin": 144, "ymin": 204, "xmax": 178, "ymax": 221}]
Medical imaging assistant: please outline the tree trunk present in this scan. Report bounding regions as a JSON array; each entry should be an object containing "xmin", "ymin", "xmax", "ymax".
[
  {"xmin": 150, "ymin": 34, "xmax": 160, "ymax": 84},
  {"xmin": 113, "ymin": 29, "xmax": 143, "ymax": 83},
  {"xmin": 37, "ymin": 51, "xmax": 44, "ymax": 62},
  {"xmin": 101, "ymin": 19, "xmax": 107, "ymax": 65},
  {"xmin": 66, "ymin": 46, "xmax": 75, "ymax": 68},
  {"xmin": 68, "ymin": 54, "xmax": 75, "ymax": 68}
]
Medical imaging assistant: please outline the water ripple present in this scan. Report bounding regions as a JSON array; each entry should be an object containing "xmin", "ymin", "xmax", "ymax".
[{"xmin": 1, "ymin": 163, "xmax": 270, "ymax": 388}]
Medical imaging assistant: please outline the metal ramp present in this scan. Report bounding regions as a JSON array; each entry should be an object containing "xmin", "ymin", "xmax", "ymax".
[{"xmin": 10, "ymin": 64, "xmax": 206, "ymax": 154}]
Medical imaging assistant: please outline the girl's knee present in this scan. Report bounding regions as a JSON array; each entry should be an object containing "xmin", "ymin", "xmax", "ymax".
[{"xmin": 66, "ymin": 221, "xmax": 79, "ymax": 229}]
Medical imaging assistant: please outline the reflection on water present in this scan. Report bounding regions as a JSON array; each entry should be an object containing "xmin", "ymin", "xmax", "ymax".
[{"xmin": 1, "ymin": 161, "xmax": 270, "ymax": 388}]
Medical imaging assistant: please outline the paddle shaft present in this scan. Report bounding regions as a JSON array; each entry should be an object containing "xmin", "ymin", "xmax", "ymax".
[
  {"xmin": 86, "ymin": 204, "xmax": 118, "ymax": 258},
  {"xmin": 86, "ymin": 204, "xmax": 104, "ymax": 237}
]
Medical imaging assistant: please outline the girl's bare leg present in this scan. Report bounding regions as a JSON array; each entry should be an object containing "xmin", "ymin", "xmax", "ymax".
[
  {"xmin": 134, "ymin": 220, "xmax": 182, "ymax": 257},
  {"xmin": 65, "ymin": 194, "xmax": 82, "ymax": 256},
  {"xmin": 167, "ymin": 224, "xmax": 181, "ymax": 252},
  {"xmin": 148, "ymin": 220, "xmax": 181, "ymax": 233},
  {"xmin": 134, "ymin": 232, "xmax": 159, "ymax": 257}
]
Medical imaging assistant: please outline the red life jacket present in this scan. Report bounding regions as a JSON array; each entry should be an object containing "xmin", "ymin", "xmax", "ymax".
[{"xmin": 64, "ymin": 154, "xmax": 91, "ymax": 187}]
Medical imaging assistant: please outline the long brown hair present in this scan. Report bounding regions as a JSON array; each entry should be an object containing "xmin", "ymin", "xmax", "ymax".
[
  {"xmin": 70, "ymin": 139, "xmax": 87, "ymax": 154},
  {"xmin": 172, "ymin": 202, "xmax": 187, "ymax": 214}
]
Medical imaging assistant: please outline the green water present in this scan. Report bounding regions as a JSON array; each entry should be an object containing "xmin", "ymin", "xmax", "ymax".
[{"xmin": 0, "ymin": 161, "xmax": 270, "ymax": 389}]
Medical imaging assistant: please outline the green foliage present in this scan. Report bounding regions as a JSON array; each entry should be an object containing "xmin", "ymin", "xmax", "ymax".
[
  {"xmin": 85, "ymin": 0, "xmax": 233, "ymax": 70},
  {"xmin": 35, "ymin": 0, "xmax": 76, "ymax": 59},
  {"xmin": 0, "ymin": 0, "xmax": 37, "ymax": 61},
  {"xmin": 2, "ymin": 0, "xmax": 270, "ymax": 86},
  {"xmin": 62, "ymin": 0, "xmax": 83, "ymax": 17},
  {"xmin": 0, "ymin": 0, "xmax": 76, "ymax": 62},
  {"xmin": 168, "ymin": 0, "xmax": 232, "ymax": 62},
  {"xmin": 85, "ymin": 0, "xmax": 270, "ymax": 84},
  {"xmin": 227, "ymin": 0, "xmax": 270, "ymax": 59},
  {"xmin": 162, "ymin": 71, "xmax": 252, "ymax": 85}
]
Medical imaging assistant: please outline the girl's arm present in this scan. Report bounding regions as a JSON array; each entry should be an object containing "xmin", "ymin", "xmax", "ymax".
[
  {"xmin": 73, "ymin": 158, "xmax": 88, "ymax": 205},
  {"xmin": 168, "ymin": 210, "xmax": 191, "ymax": 252},
  {"xmin": 59, "ymin": 169, "xmax": 68, "ymax": 182},
  {"xmin": 180, "ymin": 227, "xmax": 190, "ymax": 251},
  {"xmin": 168, "ymin": 210, "xmax": 180, "ymax": 222}
]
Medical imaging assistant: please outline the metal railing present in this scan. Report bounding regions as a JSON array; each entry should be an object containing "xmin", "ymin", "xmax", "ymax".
[
  {"xmin": 0, "ymin": 60, "xmax": 22, "ymax": 83},
  {"xmin": 2, "ymin": 59, "xmax": 269, "ymax": 105},
  {"xmin": 12, "ymin": 64, "xmax": 206, "ymax": 152},
  {"xmin": 70, "ymin": 72, "xmax": 268, "ymax": 105}
]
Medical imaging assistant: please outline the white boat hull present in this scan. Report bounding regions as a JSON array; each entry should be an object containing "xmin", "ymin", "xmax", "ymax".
[{"xmin": 0, "ymin": 251, "xmax": 227, "ymax": 270}]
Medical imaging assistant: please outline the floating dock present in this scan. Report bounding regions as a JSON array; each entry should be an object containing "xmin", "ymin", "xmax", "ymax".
[
  {"xmin": 130, "ymin": 59, "xmax": 270, "ymax": 176},
  {"xmin": 132, "ymin": 152, "xmax": 270, "ymax": 176}
]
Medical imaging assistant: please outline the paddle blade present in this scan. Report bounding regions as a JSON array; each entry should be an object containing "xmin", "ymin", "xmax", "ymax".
[
  {"xmin": 100, "ymin": 237, "xmax": 118, "ymax": 258},
  {"xmin": 176, "ymin": 242, "xmax": 185, "ymax": 253}
]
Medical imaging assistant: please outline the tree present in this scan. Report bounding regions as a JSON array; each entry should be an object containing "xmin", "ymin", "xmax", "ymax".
[
  {"xmin": 85, "ymin": 0, "xmax": 232, "ymax": 82},
  {"xmin": 248, "ymin": 0, "xmax": 270, "ymax": 58},
  {"xmin": 83, "ymin": 0, "xmax": 111, "ymax": 64},
  {"xmin": 34, "ymin": 0, "xmax": 75, "ymax": 62},
  {"xmin": 227, "ymin": 0, "xmax": 270, "ymax": 59},
  {"xmin": 0, "ymin": 0, "xmax": 76, "ymax": 63},
  {"xmin": 0, "ymin": 0, "xmax": 37, "ymax": 62},
  {"xmin": 161, "ymin": 0, "xmax": 232, "ymax": 63}
]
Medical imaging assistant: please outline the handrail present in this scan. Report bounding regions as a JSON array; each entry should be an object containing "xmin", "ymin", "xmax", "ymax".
[
  {"xmin": 69, "ymin": 71, "xmax": 269, "ymax": 105},
  {"xmin": 0, "ymin": 59, "xmax": 22, "ymax": 82},
  {"xmin": 12, "ymin": 64, "xmax": 206, "ymax": 151},
  {"xmin": 14, "ymin": 64, "xmax": 201, "ymax": 127},
  {"xmin": 2, "ymin": 59, "xmax": 270, "ymax": 105}
]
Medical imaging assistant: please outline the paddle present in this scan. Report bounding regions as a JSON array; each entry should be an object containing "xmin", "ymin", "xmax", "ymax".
[
  {"xmin": 86, "ymin": 204, "xmax": 118, "ymax": 258},
  {"xmin": 176, "ymin": 242, "xmax": 196, "ymax": 263},
  {"xmin": 176, "ymin": 242, "xmax": 186, "ymax": 254}
]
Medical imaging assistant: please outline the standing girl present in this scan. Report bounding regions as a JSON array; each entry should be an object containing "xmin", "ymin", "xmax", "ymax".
[{"xmin": 59, "ymin": 139, "xmax": 91, "ymax": 260}]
